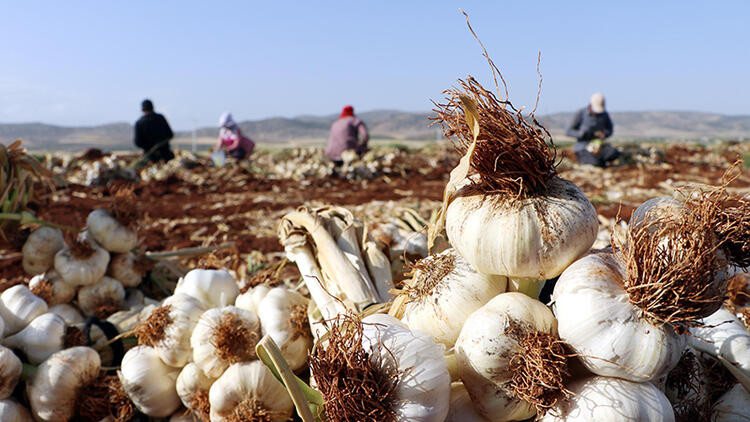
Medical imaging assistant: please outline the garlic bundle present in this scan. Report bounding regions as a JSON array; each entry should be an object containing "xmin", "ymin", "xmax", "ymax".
[
  {"xmin": 538, "ymin": 376, "xmax": 675, "ymax": 421},
  {"xmin": 0, "ymin": 345, "xmax": 22, "ymax": 399},
  {"xmin": 176, "ymin": 362, "xmax": 215, "ymax": 421},
  {"xmin": 309, "ymin": 313, "xmax": 450, "ymax": 422},
  {"xmin": 690, "ymin": 307, "xmax": 750, "ymax": 382},
  {"xmin": 712, "ymin": 384, "xmax": 750, "ymax": 421},
  {"xmin": 553, "ymin": 252, "xmax": 686, "ymax": 381},
  {"xmin": 209, "ymin": 361, "xmax": 294, "ymax": 422},
  {"xmin": 87, "ymin": 208, "xmax": 137, "ymax": 253},
  {"xmin": 138, "ymin": 293, "xmax": 206, "ymax": 368},
  {"xmin": 108, "ymin": 252, "xmax": 149, "ymax": 287},
  {"xmin": 76, "ymin": 276, "xmax": 125, "ymax": 318},
  {"xmin": 27, "ymin": 346, "xmax": 101, "ymax": 422},
  {"xmin": 190, "ymin": 306, "xmax": 261, "ymax": 378},
  {"xmin": 0, "ymin": 399, "xmax": 32, "ymax": 422},
  {"xmin": 119, "ymin": 345, "xmax": 182, "ymax": 418},
  {"xmin": 22, "ymin": 226, "xmax": 64, "ymax": 275},
  {"xmin": 0, "ymin": 285, "xmax": 48, "ymax": 335},
  {"xmin": 3, "ymin": 313, "xmax": 65, "ymax": 364},
  {"xmin": 254, "ymin": 286, "xmax": 313, "ymax": 371},
  {"xmin": 455, "ymin": 292, "xmax": 561, "ymax": 420},
  {"xmin": 398, "ymin": 248, "xmax": 507, "ymax": 346},
  {"xmin": 174, "ymin": 269, "xmax": 239, "ymax": 309},
  {"xmin": 28, "ymin": 271, "xmax": 76, "ymax": 306},
  {"xmin": 54, "ymin": 236, "xmax": 109, "ymax": 286},
  {"xmin": 445, "ymin": 382, "xmax": 488, "ymax": 422}
]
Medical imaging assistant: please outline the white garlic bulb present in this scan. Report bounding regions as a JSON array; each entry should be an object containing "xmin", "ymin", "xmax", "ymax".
[
  {"xmin": 0, "ymin": 345, "xmax": 22, "ymax": 399},
  {"xmin": 190, "ymin": 306, "xmax": 261, "ymax": 378},
  {"xmin": 539, "ymin": 376, "xmax": 674, "ymax": 421},
  {"xmin": 47, "ymin": 303, "xmax": 85, "ymax": 325},
  {"xmin": 53, "ymin": 237, "xmax": 109, "ymax": 286},
  {"xmin": 108, "ymin": 252, "xmax": 147, "ymax": 287},
  {"xmin": 401, "ymin": 248, "xmax": 507, "ymax": 346},
  {"xmin": 175, "ymin": 269, "xmax": 239, "ymax": 309},
  {"xmin": 256, "ymin": 286, "xmax": 313, "ymax": 371},
  {"xmin": 28, "ymin": 271, "xmax": 76, "ymax": 306},
  {"xmin": 141, "ymin": 294, "xmax": 206, "ymax": 368},
  {"xmin": 76, "ymin": 276, "xmax": 125, "ymax": 318},
  {"xmin": 3, "ymin": 313, "xmax": 65, "ymax": 364},
  {"xmin": 712, "ymin": 384, "xmax": 750, "ymax": 422},
  {"xmin": 87, "ymin": 208, "xmax": 138, "ymax": 253},
  {"xmin": 0, "ymin": 399, "xmax": 33, "ymax": 422},
  {"xmin": 0, "ymin": 285, "xmax": 48, "ymax": 335},
  {"xmin": 235, "ymin": 284, "xmax": 272, "ymax": 314},
  {"xmin": 27, "ymin": 346, "xmax": 101, "ymax": 422},
  {"xmin": 119, "ymin": 345, "xmax": 181, "ymax": 418},
  {"xmin": 22, "ymin": 227, "xmax": 64, "ymax": 275},
  {"xmin": 209, "ymin": 361, "xmax": 294, "ymax": 422},
  {"xmin": 176, "ymin": 362, "xmax": 215, "ymax": 420}
]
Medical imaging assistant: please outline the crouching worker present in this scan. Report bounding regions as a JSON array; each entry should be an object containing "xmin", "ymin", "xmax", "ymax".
[
  {"xmin": 566, "ymin": 93, "xmax": 620, "ymax": 167},
  {"xmin": 325, "ymin": 105, "xmax": 369, "ymax": 166},
  {"xmin": 215, "ymin": 112, "xmax": 255, "ymax": 160}
]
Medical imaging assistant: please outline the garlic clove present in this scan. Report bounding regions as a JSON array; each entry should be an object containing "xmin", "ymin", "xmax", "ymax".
[
  {"xmin": 22, "ymin": 227, "xmax": 64, "ymax": 275},
  {"xmin": 256, "ymin": 286, "xmax": 313, "ymax": 372},
  {"xmin": 119, "ymin": 345, "xmax": 181, "ymax": 418},
  {"xmin": 175, "ymin": 269, "xmax": 239, "ymax": 309},
  {"xmin": 0, "ymin": 285, "xmax": 48, "ymax": 336},
  {"xmin": 0, "ymin": 346, "xmax": 22, "ymax": 400},
  {"xmin": 2, "ymin": 313, "xmax": 65, "ymax": 365},
  {"xmin": 108, "ymin": 252, "xmax": 149, "ymax": 287},
  {"xmin": 235, "ymin": 284, "xmax": 272, "ymax": 314},
  {"xmin": 176, "ymin": 362, "xmax": 215, "ymax": 421},
  {"xmin": 54, "ymin": 237, "xmax": 110, "ymax": 286}
]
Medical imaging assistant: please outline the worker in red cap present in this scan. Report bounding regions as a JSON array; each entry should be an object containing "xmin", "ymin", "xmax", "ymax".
[{"xmin": 325, "ymin": 105, "xmax": 369, "ymax": 165}]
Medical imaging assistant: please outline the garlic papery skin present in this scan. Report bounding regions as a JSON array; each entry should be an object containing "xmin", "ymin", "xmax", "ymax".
[
  {"xmin": 174, "ymin": 269, "xmax": 239, "ymax": 309},
  {"xmin": 552, "ymin": 252, "xmax": 686, "ymax": 382},
  {"xmin": 53, "ymin": 238, "xmax": 109, "ymax": 286},
  {"xmin": 629, "ymin": 196, "xmax": 683, "ymax": 229},
  {"xmin": 208, "ymin": 361, "xmax": 294, "ymax": 422},
  {"xmin": 76, "ymin": 276, "xmax": 125, "ymax": 318},
  {"xmin": 445, "ymin": 176, "xmax": 598, "ymax": 280},
  {"xmin": 22, "ymin": 227, "xmax": 64, "ymax": 275},
  {"xmin": 455, "ymin": 292, "xmax": 556, "ymax": 421},
  {"xmin": 28, "ymin": 271, "xmax": 76, "ymax": 306},
  {"xmin": 119, "ymin": 345, "xmax": 181, "ymax": 418},
  {"xmin": 190, "ymin": 306, "xmax": 261, "ymax": 378},
  {"xmin": 446, "ymin": 382, "xmax": 489, "ymax": 422},
  {"xmin": 87, "ymin": 208, "xmax": 137, "ymax": 253},
  {"xmin": 27, "ymin": 346, "xmax": 101, "ymax": 422},
  {"xmin": 108, "ymin": 252, "xmax": 147, "ymax": 287},
  {"xmin": 176, "ymin": 363, "xmax": 215, "ymax": 420},
  {"xmin": 0, "ymin": 399, "xmax": 33, "ymax": 422},
  {"xmin": 689, "ymin": 307, "xmax": 750, "ymax": 382},
  {"xmin": 538, "ymin": 376, "xmax": 675, "ymax": 421},
  {"xmin": 256, "ymin": 286, "xmax": 313, "ymax": 371},
  {"xmin": 142, "ymin": 294, "xmax": 206, "ymax": 368},
  {"xmin": 235, "ymin": 284, "xmax": 272, "ymax": 314},
  {"xmin": 0, "ymin": 345, "xmax": 22, "ymax": 399},
  {"xmin": 2, "ymin": 313, "xmax": 65, "ymax": 364},
  {"xmin": 712, "ymin": 384, "xmax": 750, "ymax": 421},
  {"xmin": 0, "ymin": 285, "xmax": 48, "ymax": 336},
  {"xmin": 401, "ymin": 248, "xmax": 507, "ymax": 347},
  {"xmin": 47, "ymin": 304, "xmax": 85, "ymax": 325}
]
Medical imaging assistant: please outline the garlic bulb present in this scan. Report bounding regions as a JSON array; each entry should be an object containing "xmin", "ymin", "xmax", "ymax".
[
  {"xmin": 310, "ymin": 313, "xmax": 450, "ymax": 422},
  {"xmin": 190, "ymin": 306, "xmax": 261, "ymax": 378},
  {"xmin": 256, "ymin": 286, "xmax": 313, "ymax": 371},
  {"xmin": 174, "ymin": 269, "xmax": 239, "ymax": 309},
  {"xmin": 108, "ymin": 252, "xmax": 148, "ymax": 287},
  {"xmin": 3, "ymin": 313, "xmax": 65, "ymax": 364},
  {"xmin": 712, "ymin": 384, "xmax": 750, "ymax": 421},
  {"xmin": 690, "ymin": 307, "xmax": 750, "ymax": 382},
  {"xmin": 176, "ymin": 362, "xmax": 215, "ymax": 420},
  {"xmin": 119, "ymin": 345, "xmax": 181, "ymax": 418},
  {"xmin": 138, "ymin": 293, "xmax": 206, "ymax": 367},
  {"xmin": 446, "ymin": 176, "xmax": 598, "ymax": 281},
  {"xmin": 76, "ymin": 276, "xmax": 125, "ymax": 318},
  {"xmin": 0, "ymin": 285, "xmax": 48, "ymax": 335},
  {"xmin": 235, "ymin": 284, "xmax": 272, "ymax": 314},
  {"xmin": 209, "ymin": 361, "xmax": 294, "ymax": 422},
  {"xmin": 539, "ymin": 376, "xmax": 674, "ymax": 421},
  {"xmin": 53, "ymin": 237, "xmax": 109, "ymax": 286},
  {"xmin": 552, "ymin": 252, "xmax": 686, "ymax": 381},
  {"xmin": 27, "ymin": 346, "xmax": 101, "ymax": 422},
  {"xmin": 455, "ymin": 292, "xmax": 557, "ymax": 421},
  {"xmin": 87, "ymin": 208, "xmax": 137, "ymax": 253},
  {"xmin": 48, "ymin": 303, "xmax": 85, "ymax": 325},
  {"xmin": 400, "ymin": 248, "xmax": 507, "ymax": 346},
  {"xmin": 28, "ymin": 271, "xmax": 76, "ymax": 306},
  {"xmin": 22, "ymin": 227, "xmax": 64, "ymax": 275},
  {"xmin": 0, "ymin": 400, "xmax": 32, "ymax": 422},
  {"xmin": 0, "ymin": 345, "xmax": 22, "ymax": 399},
  {"xmin": 445, "ymin": 382, "xmax": 488, "ymax": 422}
]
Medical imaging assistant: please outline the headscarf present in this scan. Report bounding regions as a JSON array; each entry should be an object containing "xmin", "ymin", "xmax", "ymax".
[
  {"xmin": 219, "ymin": 112, "xmax": 237, "ymax": 128},
  {"xmin": 340, "ymin": 105, "xmax": 354, "ymax": 118}
]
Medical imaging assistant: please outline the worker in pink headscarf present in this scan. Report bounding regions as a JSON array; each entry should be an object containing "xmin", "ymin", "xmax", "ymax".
[
  {"xmin": 215, "ymin": 112, "xmax": 255, "ymax": 160},
  {"xmin": 325, "ymin": 105, "xmax": 369, "ymax": 165}
]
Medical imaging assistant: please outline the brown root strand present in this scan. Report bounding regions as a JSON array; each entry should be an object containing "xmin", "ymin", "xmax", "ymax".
[
  {"xmin": 240, "ymin": 268, "xmax": 282, "ymax": 294},
  {"xmin": 211, "ymin": 313, "xmax": 258, "ymax": 363},
  {"xmin": 29, "ymin": 277, "xmax": 55, "ymax": 304},
  {"xmin": 431, "ymin": 76, "xmax": 557, "ymax": 197},
  {"xmin": 711, "ymin": 195, "xmax": 750, "ymax": 268},
  {"xmin": 505, "ymin": 321, "xmax": 572, "ymax": 415},
  {"xmin": 308, "ymin": 313, "xmax": 400, "ymax": 422},
  {"xmin": 136, "ymin": 304, "xmax": 173, "ymax": 346},
  {"xmin": 226, "ymin": 398, "xmax": 286, "ymax": 422},
  {"xmin": 290, "ymin": 304, "xmax": 311, "ymax": 340},
  {"xmin": 68, "ymin": 237, "xmax": 96, "ymax": 259},
  {"xmin": 93, "ymin": 298, "xmax": 122, "ymax": 319},
  {"xmin": 64, "ymin": 326, "xmax": 88, "ymax": 348},
  {"xmin": 702, "ymin": 354, "xmax": 736, "ymax": 404},
  {"xmin": 108, "ymin": 186, "xmax": 140, "ymax": 230},
  {"xmin": 76, "ymin": 373, "xmax": 135, "ymax": 422},
  {"xmin": 404, "ymin": 251, "xmax": 456, "ymax": 302},
  {"xmin": 665, "ymin": 350, "xmax": 711, "ymax": 422},
  {"xmin": 189, "ymin": 390, "xmax": 211, "ymax": 421},
  {"xmin": 133, "ymin": 253, "xmax": 156, "ymax": 275}
]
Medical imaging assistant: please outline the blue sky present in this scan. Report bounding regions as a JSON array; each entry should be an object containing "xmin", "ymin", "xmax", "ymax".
[{"xmin": 1, "ymin": 1, "xmax": 748, "ymax": 130}]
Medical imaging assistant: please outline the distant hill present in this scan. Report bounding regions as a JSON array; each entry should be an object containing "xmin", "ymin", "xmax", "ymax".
[{"xmin": 3, "ymin": 110, "xmax": 749, "ymax": 151}]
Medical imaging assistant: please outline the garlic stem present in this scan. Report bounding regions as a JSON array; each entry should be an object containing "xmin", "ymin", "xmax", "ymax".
[
  {"xmin": 144, "ymin": 242, "xmax": 235, "ymax": 259},
  {"xmin": 285, "ymin": 244, "xmax": 345, "ymax": 321},
  {"xmin": 0, "ymin": 212, "xmax": 79, "ymax": 233}
]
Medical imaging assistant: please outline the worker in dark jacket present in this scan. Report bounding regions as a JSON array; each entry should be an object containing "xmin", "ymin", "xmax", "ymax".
[
  {"xmin": 134, "ymin": 99, "xmax": 175, "ymax": 162},
  {"xmin": 566, "ymin": 93, "xmax": 619, "ymax": 167}
]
